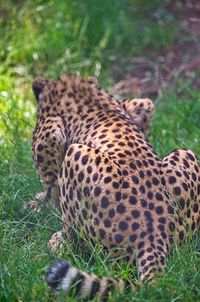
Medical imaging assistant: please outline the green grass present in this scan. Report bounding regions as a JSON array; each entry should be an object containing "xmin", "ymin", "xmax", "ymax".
[{"xmin": 0, "ymin": 1, "xmax": 199, "ymax": 301}]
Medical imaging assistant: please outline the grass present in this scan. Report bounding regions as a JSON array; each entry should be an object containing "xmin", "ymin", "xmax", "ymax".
[{"xmin": 0, "ymin": 0, "xmax": 199, "ymax": 301}]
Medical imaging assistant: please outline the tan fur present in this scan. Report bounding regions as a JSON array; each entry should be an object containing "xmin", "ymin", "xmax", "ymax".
[{"xmin": 32, "ymin": 75, "xmax": 200, "ymax": 300}]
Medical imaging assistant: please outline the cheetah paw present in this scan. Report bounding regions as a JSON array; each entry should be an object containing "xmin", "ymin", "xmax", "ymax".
[
  {"xmin": 23, "ymin": 191, "xmax": 47, "ymax": 212},
  {"xmin": 48, "ymin": 231, "xmax": 65, "ymax": 253}
]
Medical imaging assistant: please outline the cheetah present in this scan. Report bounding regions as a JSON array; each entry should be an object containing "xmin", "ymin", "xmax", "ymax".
[
  {"xmin": 32, "ymin": 76, "xmax": 153, "ymax": 207},
  {"xmin": 32, "ymin": 75, "xmax": 200, "ymax": 300}
]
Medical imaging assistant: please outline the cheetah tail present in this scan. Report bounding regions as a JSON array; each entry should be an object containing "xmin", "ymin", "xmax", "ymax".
[{"xmin": 45, "ymin": 259, "xmax": 138, "ymax": 300}]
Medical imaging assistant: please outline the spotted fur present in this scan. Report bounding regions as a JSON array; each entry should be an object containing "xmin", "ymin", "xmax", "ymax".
[{"xmin": 32, "ymin": 75, "xmax": 200, "ymax": 300}]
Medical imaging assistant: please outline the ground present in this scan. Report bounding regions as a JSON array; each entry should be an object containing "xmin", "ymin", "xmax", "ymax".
[
  {"xmin": 0, "ymin": 1, "xmax": 200, "ymax": 301},
  {"xmin": 111, "ymin": 1, "xmax": 200, "ymax": 98}
]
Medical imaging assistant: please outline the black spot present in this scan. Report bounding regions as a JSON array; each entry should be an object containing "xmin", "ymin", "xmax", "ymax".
[
  {"xmin": 106, "ymin": 166, "xmax": 113, "ymax": 173},
  {"xmin": 37, "ymin": 144, "xmax": 43, "ymax": 152},
  {"xmin": 193, "ymin": 203, "xmax": 198, "ymax": 213},
  {"xmin": 112, "ymin": 182, "xmax": 120, "ymax": 189},
  {"xmin": 139, "ymin": 185, "xmax": 145, "ymax": 193},
  {"xmin": 76, "ymin": 187, "xmax": 82, "ymax": 200},
  {"xmin": 192, "ymin": 173, "xmax": 197, "ymax": 181},
  {"xmin": 158, "ymin": 224, "xmax": 164, "ymax": 231},
  {"xmin": 69, "ymin": 272, "xmax": 85, "ymax": 295},
  {"xmin": 89, "ymin": 280, "xmax": 101, "ymax": 299},
  {"xmin": 131, "ymin": 222, "xmax": 140, "ymax": 230},
  {"xmin": 169, "ymin": 222, "xmax": 175, "ymax": 231},
  {"xmin": 179, "ymin": 198, "xmax": 185, "ymax": 209},
  {"xmin": 116, "ymin": 203, "xmax": 126, "ymax": 214},
  {"xmin": 69, "ymin": 187, "xmax": 73, "ymax": 200},
  {"xmin": 161, "ymin": 232, "xmax": 167, "ymax": 239},
  {"xmin": 131, "ymin": 210, "xmax": 140, "ymax": 218},
  {"xmin": 146, "ymin": 170, "xmax": 152, "ymax": 177},
  {"xmin": 173, "ymin": 186, "xmax": 181, "ymax": 196},
  {"xmin": 126, "ymin": 246, "xmax": 133, "ymax": 254},
  {"xmin": 99, "ymin": 229, "xmax": 105, "ymax": 239},
  {"xmin": 119, "ymin": 221, "xmax": 128, "ymax": 231},
  {"xmin": 138, "ymin": 241, "xmax": 144, "ymax": 249},
  {"xmin": 175, "ymin": 171, "xmax": 182, "ymax": 177},
  {"xmin": 109, "ymin": 208, "xmax": 115, "ymax": 218},
  {"xmin": 191, "ymin": 221, "xmax": 196, "ymax": 231},
  {"xmin": 74, "ymin": 151, "xmax": 81, "ymax": 161},
  {"xmin": 152, "ymin": 177, "xmax": 159, "ymax": 185},
  {"xmin": 169, "ymin": 176, "xmax": 176, "ymax": 184},
  {"xmin": 92, "ymin": 173, "xmax": 98, "ymax": 182},
  {"xmin": 78, "ymin": 171, "xmax": 84, "ymax": 182},
  {"xmin": 67, "ymin": 146, "xmax": 74, "ymax": 156},
  {"xmin": 115, "ymin": 192, "xmax": 121, "ymax": 201},
  {"xmin": 147, "ymin": 255, "xmax": 154, "ymax": 261},
  {"xmin": 115, "ymin": 234, "xmax": 124, "ymax": 244},
  {"xmin": 129, "ymin": 195, "xmax": 137, "ymax": 205},
  {"xmin": 100, "ymin": 196, "xmax": 109, "ymax": 209},
  {"xmin": 159, "ymin": 217, "xmax": 166, "ymax": 224},
  {"xmin": 155, "ymin": 193, "xmax": 163, "ymax": 201},
  {"xmin": 83, "ymin": 186, "xmax": 90, "ymax": 197},
  {"xmin": 82, "ymin": 209, "xmax": 87, "ymax": 220},
  {"xmin": 104, "ymin": 219, "xmax": 111, "ymax": 228},
  {"xmin": 187, "ymin": 152, "xmax": 195, "ymax": 161},
  {"xmin": 104, "ymin": 177, "xmax": 112, "ymax": 184},
  {"xmin": 37, "ymin": 154, "xmax": 44, "ymax": 163},
  {"xmin": 161, "ymin": 177, "xmax": 166, "ymax": 186},
  {"xmin": 187, "ymin": 209, "xmax": 191, "ymax": 218},
  {"xmin": 92, "ymin": 204, "xmax": 97, "ymax": 213},
  {"xmin": 129, "ymin": 234, "xmax": 137, "ymax": 242},
  {"xmin": 95, "ymin": 156, "xmax": 101, "ymax": 166},
  {"xmin": 122, "ymin": 169, "xmax": 129, "ymax": 176},
  {"xmin": 122, "ymin": 181, "xmax": 129, "ymax": 189},
  {"xmin": 148, "ymin": 202, "xmax": 154, "ymax": 210},
  {"xmin": 131, "ymin": 187, "xmax": 137, "ymax": 195},
  {"xmin": 137, "ymin": 250, "xmax": 145, "ymax": 258},
  {"xmin": 141, "ymin": 199, "xmax": 147, "ymax": 208},
  {"xmin": 99, "ymin": 211, "xmax": 103, "ymax": 219},
  {"xmin": 183, "ymin": 159, "xmax": 190, "ymax": 168},
  {"xmin": 131, "ymin": 175, "xmax": 139, "ymax": 184},
  {"xmin": 182, "ymin": 182, "xmax": 188, "ymax": 191},
  {"xmin": 69, "ymin": 168, "xmax": 74, "ymax": 179},
  {"xmin": 149, "ymin": 234, "xmax": 154, "ymax": 242},
  {"xmin": 148, "ymin": 159, "xmax": 155, "ymax": 166},
  {"xmin": 62, "ymin": 185, "xmax": 66, "ymax": 197},
  {"xmin": 94, "ymin": 187, "xmax": 101, "ymax": 197},
  {"xmin": 139, "ymin": 171, "xmax": 145, "ymax": 178},
  {"xmin": 146, "ymin": 180, "xmax": 152, "ymax": 188},
  {"xmin": 155, "ymin": 206, "xmax": 164, "ymax": 215},
  {"xmin": 82, "ymin": 155, "xmax": 89, "ymax": 165}
]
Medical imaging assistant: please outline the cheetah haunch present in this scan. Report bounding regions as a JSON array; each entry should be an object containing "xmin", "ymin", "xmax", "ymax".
[{"xmin": 32, "ymin": 75, "xmax": 200, "ymax": 301}]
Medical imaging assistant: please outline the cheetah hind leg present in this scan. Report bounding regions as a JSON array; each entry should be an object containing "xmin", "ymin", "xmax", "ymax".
[
  {"xmin": 46, "ymin": 143, "xmax": 166, "ymax": 299},
  {"xmin": 161, "ymin": 149, "xmax": 200, "ymax": 239}
]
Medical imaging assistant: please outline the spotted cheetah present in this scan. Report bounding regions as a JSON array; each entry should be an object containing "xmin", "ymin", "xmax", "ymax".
[{"xmin": 32, "ymin": 75, "xmax": 200, "ymax": 301}]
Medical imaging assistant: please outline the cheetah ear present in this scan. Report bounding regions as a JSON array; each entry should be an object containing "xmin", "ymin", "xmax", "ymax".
[
  {"xmin": 32, "ymin": 76, "xmax": 48, "ymax": 101},
  {"xmin": 121, "ymin": 98, "xmax": 154, "ymax": 137},
  {"xmin": 87, "ymin": 76, "xmax": 98, "ymax": 85}
]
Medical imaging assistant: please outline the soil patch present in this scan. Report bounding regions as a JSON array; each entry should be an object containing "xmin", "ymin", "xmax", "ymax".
[{"xmin": 111, "ymin": 0, "xmax": 200, "ymax": 98}]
